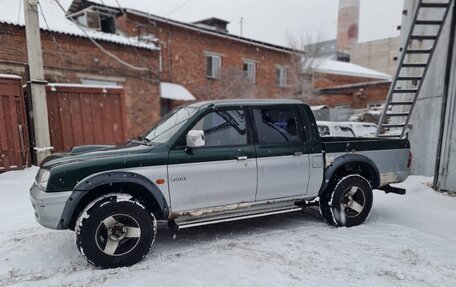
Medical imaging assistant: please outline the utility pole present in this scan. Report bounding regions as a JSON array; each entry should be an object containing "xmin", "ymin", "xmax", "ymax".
[
  {"xmin": 240, "ymin": 17, "xmax": 244, "ymax": 37},
  {"xmin": 24, "ymin": 0, "xmax": 52, "ymax": 163}
]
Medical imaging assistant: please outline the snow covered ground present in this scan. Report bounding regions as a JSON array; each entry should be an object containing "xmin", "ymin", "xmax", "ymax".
[{"xmin": 0, "ymin": 167, "xmax": 455, "ymax": 287}]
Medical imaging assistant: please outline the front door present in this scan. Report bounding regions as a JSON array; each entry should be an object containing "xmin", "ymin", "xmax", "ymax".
[
  {"xmin": 168, "ymin": 109, "xmax": 257, "ymax": 212},
  {"xmin": 252, "ymin": 106, "xmax": 310, "ymax": 201}
]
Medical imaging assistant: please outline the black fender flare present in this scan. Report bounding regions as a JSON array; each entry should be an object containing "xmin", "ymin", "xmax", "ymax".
[
  {"xmin": 57, "ymin": 171, "xmax": 169, "ymax": 230},
  {"xmin": 320, "ymin": 153, "xmax": 381, "ymax": 194}
]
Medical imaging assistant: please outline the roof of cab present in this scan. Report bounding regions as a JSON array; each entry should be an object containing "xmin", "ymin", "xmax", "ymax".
[{"xmin": 187, "ymin": 99, "xmax": 304, "ymax": 109}]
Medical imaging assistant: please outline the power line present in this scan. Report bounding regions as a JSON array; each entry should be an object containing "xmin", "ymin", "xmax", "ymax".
[
  {"xmin": 164, "ymin": 0, "xmax": 193, "ymax": 17},
  {"xmin": 52, "ymin": 0, "xmax": 155, "ymax": 74},
  {"xmin": 37, "ymin": 1, "xmax": 67, "ymax": 80}
]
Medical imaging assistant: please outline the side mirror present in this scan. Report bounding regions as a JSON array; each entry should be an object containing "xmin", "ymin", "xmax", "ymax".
[{"xmin": 186, "ymin": 130, "xmax": 205, "ymax": 148}]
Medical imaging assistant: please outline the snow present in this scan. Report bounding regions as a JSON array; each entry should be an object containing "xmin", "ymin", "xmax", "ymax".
[
  {"xmin": 0, "ymin": 74, "xmax": 22, "ymax": 80},
  {"xmin": 1, "ymin": 168, "xmax": 456, "ymax": 286},
  {"xmin": 0, "ymin": 0, "xmax": 157, "ymax": 50},
  {"xmin": 48, "ymin": 83, "xmax": 123, "ymax": 89},
  {"xmin": 312, "ymin": 59, "xmax": 392, "ymax": 80},
  {"xmin": 160, "ymin": 82, "xmax": 196, "ymax": 101}
]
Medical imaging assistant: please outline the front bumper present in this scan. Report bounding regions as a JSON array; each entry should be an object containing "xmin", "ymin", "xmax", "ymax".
[{"xmin": 30, "ymin": 183, "xmax": 72, "ymax": 229}]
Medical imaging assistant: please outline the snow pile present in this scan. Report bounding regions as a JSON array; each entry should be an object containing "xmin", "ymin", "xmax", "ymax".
[
  {"xmin": 0, "ymin": 0, "xmax": 157, "ymax": 50},
  {"xmin": 312, "ymin": 59, "xmax": 392, "ymax": 80},
  {"xmin": 0, "ymin": 169, "xmax": 455, "ymax": 286}
]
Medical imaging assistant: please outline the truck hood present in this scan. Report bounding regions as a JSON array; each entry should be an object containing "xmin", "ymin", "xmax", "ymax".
[{"xmin": 41, "ymin": 143, "xmax": 154, "ymax": 169}]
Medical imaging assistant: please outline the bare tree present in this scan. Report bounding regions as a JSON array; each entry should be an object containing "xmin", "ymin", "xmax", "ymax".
[
  {"xmin": 286, "ymin": 32, "xmax": 325, "ymax": 103},
  {"xmin": 192, "ymin": 66, "xmax": 263, "ymax": 100}
]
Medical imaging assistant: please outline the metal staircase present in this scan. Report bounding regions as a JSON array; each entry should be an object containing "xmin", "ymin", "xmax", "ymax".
[{"xmin": 377, "ymin": 0, "xmax": 454, "ymax": 138}]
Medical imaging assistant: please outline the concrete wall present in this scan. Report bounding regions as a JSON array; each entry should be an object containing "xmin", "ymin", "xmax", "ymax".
[
  {"xmin": 351, "ymin": 37, "xmax": 400, "ymax": 75},
  {"xmin": 400, "ymin": 0, "xmax": 455, "ymax": 181}
]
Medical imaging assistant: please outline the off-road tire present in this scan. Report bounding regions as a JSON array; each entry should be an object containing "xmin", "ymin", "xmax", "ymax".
[
  {"xmin": 75, "ymin": 193, "xmax": 157, "ymax": 268},
  {"xmin": 319, "ymin": 174, "xmax": 373, "ymax": 227}
]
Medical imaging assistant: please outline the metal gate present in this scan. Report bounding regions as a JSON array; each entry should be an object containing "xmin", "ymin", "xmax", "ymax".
[
  {"xmin": 0, "ymin": 75, "xmax": 30, "ymax": 172},
  {"xmin": 46, "ymin": 84, "xmax": 128, "ymax": 153}
]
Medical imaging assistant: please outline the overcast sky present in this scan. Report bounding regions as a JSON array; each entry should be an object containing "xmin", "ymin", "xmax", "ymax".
[{"xmin": 63, "ymin": 0, "xmax": 405, "ymax": 46}]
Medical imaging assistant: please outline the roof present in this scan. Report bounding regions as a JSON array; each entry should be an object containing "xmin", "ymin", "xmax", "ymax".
[
  {"xmin": 0, "ymin": 0, "xmax": 157, "ymax": 50},
  {"xmin": 315, "ymin": 80, "xmax": 391, "ymax": 94},
  {"xmin": 160, "ymin": 82, "xmax": 196, "ymax": 101},
  {"xmin": 68, "ymin": 0, "xmax": 299, "ymax": 54},
  {"xmin": 311, "ymin": 59, "xmax": 392, "ymax": 80},
  {"xmin": 188, "ymin": 99, "xmax": 303, "ymax": 108}
]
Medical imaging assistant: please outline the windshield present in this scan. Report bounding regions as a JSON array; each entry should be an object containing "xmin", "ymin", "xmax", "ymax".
[{"xmin": 142, "ymin": 107, "xmax": 198, "ymax": 144}]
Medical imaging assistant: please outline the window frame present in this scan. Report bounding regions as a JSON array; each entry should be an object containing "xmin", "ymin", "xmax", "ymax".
[
  {"xmin": 206, "ymin": 54, "xmax": 222, "ymax": 79},
  {"xmin": 250, "ymin": 106, "xmax": 306, "ymax": 146}
]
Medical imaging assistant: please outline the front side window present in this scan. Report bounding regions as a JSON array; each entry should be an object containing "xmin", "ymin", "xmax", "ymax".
[
  {"xmin": 253, "ymin": 108, "xmax": 301, "ymax": 144},
  {"xmin": 206, "ymin": 55, "xmax": 222, "ymax": 79},
  {"xmin": 191, "ymin": 110, "xmax": 247, "ymax": 147},
  {"xmin": 243, "ymin": 61, "xmax": 256, "ymax": 84}
]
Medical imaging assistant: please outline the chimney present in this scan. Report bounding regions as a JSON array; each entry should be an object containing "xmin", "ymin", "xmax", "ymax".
[
  {"xmin": 337, "ymin": 0, "xmax": 360, "ymax": 53},
  {"xmin": 193, "ymin": 17, "xmax": 230, "ymax": 33}
]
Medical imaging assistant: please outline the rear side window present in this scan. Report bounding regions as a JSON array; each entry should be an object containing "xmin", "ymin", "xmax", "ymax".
[{"xmin": 253, "ymin": 108, "xmax": 301, "ymax": 144}]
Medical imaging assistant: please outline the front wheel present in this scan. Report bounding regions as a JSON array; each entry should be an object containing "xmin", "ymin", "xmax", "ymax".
[
  {"xmin": 75, "ymin": 194, "xmax": 157, "ymax": 268},
  {"xmin": 320, "ymin": 174, "xmax": 373, "ymax": 227}
]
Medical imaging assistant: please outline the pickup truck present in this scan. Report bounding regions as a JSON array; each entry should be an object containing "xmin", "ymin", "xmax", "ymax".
[{"xmin": 30, "ymin": 99, "xmax": 410, "ymax": 268}]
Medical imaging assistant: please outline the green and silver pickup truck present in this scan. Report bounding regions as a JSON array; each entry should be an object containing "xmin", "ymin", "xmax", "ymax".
[{"xmin": 30, "ymin": 99, "xmax": 410, "ymax": 268}]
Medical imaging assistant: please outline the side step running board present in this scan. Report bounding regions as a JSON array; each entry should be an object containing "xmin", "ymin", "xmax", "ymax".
[{"xmin": 173, "ymin": 207, "xmax": 303, "ymax": 230}]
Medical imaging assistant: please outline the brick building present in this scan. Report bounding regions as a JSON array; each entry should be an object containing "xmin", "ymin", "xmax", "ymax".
[
  {"xmin": 0, "ymin": 0, "xmax": 160, "ymax": 138},
  {"xmin": 67, "ymin": 0, "xmax": 299, "ymax": 114},
  {"xmin": 0, "ymin": 0, "xmax": 394, "ymax": 161}
]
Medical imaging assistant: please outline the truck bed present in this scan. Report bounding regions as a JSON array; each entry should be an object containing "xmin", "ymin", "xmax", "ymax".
[{"xmin": 321, "ymin": 137, "xmax": 410, "ymax": 187}]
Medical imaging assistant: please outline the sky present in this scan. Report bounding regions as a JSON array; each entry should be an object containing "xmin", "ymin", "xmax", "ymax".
[{"xmin": 60, "ymin": 0, "xmax": 405, "ymax": 47}]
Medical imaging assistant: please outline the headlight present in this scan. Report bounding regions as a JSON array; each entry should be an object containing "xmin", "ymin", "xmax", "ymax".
[{"xmin": 36, "ymin": 169, "xmax": 51, "ymax": 190}]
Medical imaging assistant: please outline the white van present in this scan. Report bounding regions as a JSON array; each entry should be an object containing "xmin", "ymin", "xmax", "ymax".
[{"xmin": 340, "ymin": 122, "xmax": 378, "ymax": 137}]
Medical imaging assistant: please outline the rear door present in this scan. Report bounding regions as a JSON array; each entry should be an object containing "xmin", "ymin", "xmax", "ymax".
[
  {"xmin": 252, "ymin": 105, "xmax": 310, "ymax": 201},
  {"xmin": 168, "ymin": 108, "xmax": 257, "ymax": 212}
]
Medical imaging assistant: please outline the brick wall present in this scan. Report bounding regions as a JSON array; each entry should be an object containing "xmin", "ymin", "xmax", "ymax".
[
  {"xmin": 310, "ymin": 82, "xmax": 390, "ymax": 109},
  {"xmin": 0, "ymin": 23, "xmax": 161, "ymax": 137},
  {"xmin": 117, "ymin": 14, "xmax": 297, "ymax": 101}
]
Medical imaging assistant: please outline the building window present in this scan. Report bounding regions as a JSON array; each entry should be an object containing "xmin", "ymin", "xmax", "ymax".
[
  {"xmin": 72, "ymin": 6, "xmax": 117, "ymax": 34},
  {"xmin": 276, "ymin": 66, "xmax": 287, "ymax": 87},
  {"xmin": 243, "ymin": 61, "xmax": 256, "ymax": 84},
  {"xmin": 206, "ymin": 55, "xmax": 222, "ymax": 79}
]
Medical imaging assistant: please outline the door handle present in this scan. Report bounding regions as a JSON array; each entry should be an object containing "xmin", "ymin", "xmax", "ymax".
[
  {"xmin": 237, "ymin": 156, "xmax": 248, "ymax": 161},
  {"xmin": 294, "ymin": 152, "xmax": 303, "ymax": 157}
]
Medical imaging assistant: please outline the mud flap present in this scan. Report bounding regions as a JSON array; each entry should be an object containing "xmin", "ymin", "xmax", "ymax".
[{"xmin": 379, "ymin": 184, "xmax": 406, "ymax": 195}]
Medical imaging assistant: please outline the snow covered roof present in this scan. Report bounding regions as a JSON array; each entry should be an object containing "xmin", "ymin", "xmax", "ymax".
[
  {"xmin": 69, "ymin": 0, "xmax": 298, "ymax": 54},
  {"xmin": 0, "ymin": 74, "xmax": 22, "ymax": 80},
  {"xmin": 312, "ymin": 59, "xmax": 392, "ymax": 80},
  {"xmin": 160, "ymin": 83, "xmax": 196, "ymax": 101},
  {"xmin": 0, "ymin": 0, "xmax": 157, "ymax": 50}
]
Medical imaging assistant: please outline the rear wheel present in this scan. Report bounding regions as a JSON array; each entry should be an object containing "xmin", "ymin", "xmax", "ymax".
[
  {"xmin": 75, "ymin": 193, "xmax": 157, "ymax": 268},
  {"xmin": 320, "ymin": 174, "xmax": 373, "ymax": 227}
]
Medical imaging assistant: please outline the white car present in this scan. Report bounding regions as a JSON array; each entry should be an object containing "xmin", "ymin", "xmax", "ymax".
[
  {"xmin": 317, "ymin": 121, "xmax": 356, "ymax": 137},
  {"xmin": 339, "ymin": 122, "xmax": 378, "ymax": 138}
]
